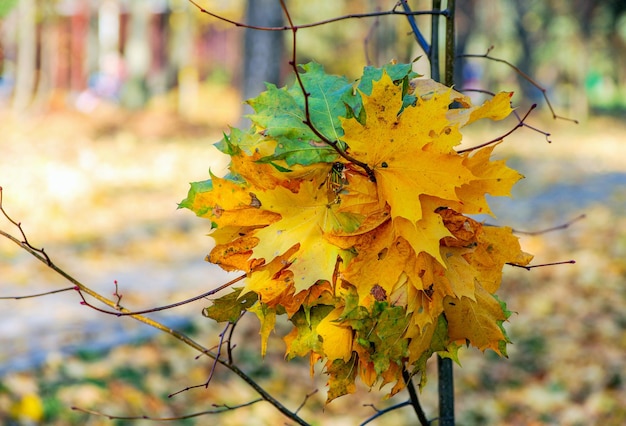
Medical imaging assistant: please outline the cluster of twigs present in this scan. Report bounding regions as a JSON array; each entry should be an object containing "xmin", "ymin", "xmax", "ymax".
[{"xmin": 0, "ymin": 1, "xmax": 579, "ymax": 424}]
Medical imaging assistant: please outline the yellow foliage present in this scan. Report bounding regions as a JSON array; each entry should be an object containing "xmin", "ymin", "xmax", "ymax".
[{"xmin": 185, "ymin": 67, "xmax": 533, "ymax": 401}]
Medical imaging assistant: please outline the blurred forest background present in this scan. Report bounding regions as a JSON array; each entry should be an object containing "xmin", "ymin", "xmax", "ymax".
[
  {"xmin": 1, "ymin": 1, "xmax": 625, "ymax": 425},
  {"xmin": 1, "ymin": 0, "xmax": 625, "ymax": 117}
]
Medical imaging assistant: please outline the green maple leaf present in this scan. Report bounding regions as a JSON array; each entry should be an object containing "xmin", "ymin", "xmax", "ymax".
[
  {"xmin": 178, "ymin": 179, "xmax": 214, "ymax": 216},
  {"xmin": 342, "ymin": 62, "xmax": 419, "ymax": 122},
  {"xmin": 325, "ymin": 356, "xmax": 358, "ymax": 403},
  {"xmin": 369, "ymin": 303, "xmax": 409, "ymax": 374},
  {"xmin": 202, "ymin": 288, "xmax": 258, "ymax": 323},
  {"xmin": 247, "ymin": 62, "xmax": 355, "ymax": 166},
  {"xmin": 289, "ymin": 62, "xmax": 354, "ymax": 142},
  {"xmin": 284, "ymin": 304, "xmax": 334, "ymax": 359}
]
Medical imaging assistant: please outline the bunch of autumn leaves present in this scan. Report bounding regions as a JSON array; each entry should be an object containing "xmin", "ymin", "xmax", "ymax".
[{"xmin": 181, "ymin": 65, "xmax": 533, "ymax": 401}]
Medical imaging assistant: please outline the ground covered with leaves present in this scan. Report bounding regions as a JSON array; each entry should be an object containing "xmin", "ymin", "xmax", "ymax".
[{"xmin": 0, "ymin": 95, "xmax": 625, "ymax": 425}]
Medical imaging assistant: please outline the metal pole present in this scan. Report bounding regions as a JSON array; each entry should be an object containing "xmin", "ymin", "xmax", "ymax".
[{"xmin": 438, "ymin": 1, "xmax": 456, "ymax": 425}]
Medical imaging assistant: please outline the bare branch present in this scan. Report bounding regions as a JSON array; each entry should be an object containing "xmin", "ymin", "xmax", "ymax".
[
  {"xmin": 511, "ymin": 214, "xmax": 586, "ymax": 236},
  {"xmin": 74, "ymin": 273, "xmax": 246, "ymax": 317},
  {"xmin": 0, "ymin": 187, "xmax": 51, "ymax": 265},
  {"xmin": 0, "ymin": 208, "xmax": 309, "ymax": 425},
  {"xmin": 457, "ymin": 104, "xmax": 537, "ymax": 154},
  {"xmin": 169, "ymin": 320, "xmax": 237, "ymax": 398},
  {"xmin": 295, "ymin": 389, "xmax": 319, "ymax": 415},
  {"xmin": 403, "ymin": 369, "xmax": 430, "ymax": 425},
  {"xmin": 72, "ymin": 398, "xmax": 263, "ymax": 421},
  {"xmin": 188, "ymin": 0, "xmax": 445, "ymax": 32},
  {"xmin": 0, "ymin": 286, "xmax": 76, "ymax": 300},
  {"xmin": 507, "ymin": 260, "xmax": 576, "ymax": 270},
  {"xmin": 361, "ymin": 400, "xmax": 412, "ymax": 425},
  {"xmin": 459, "ymin": 47, "xmax": 579, "ymax": 124}
]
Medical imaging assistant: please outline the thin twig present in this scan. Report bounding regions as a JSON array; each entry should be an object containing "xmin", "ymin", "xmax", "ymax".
[
  {"xmin": 511, "ymin": 214, "xmax": 586, "ymax": 236},
  {"xmin": 457, "ymin": 104, "xmax": 537, "ymax": 154},
  {"xmin": 361, "ymin": 400, "xmax": 412, "ymax": 425},
  {"xmin": 0, "ymin": 217, "xmax": 310, "ymax": 426},
  {"xmin": 363, "ymin": 9, "xmax": 381, "ymax": 66},
  {"xmin": 460, "ymin": 47, "xmax": 578, "ymax": 123},
  {"xmin": 188, "ymin": 0, "xmax": 445, "ymax": 32},
  {"xmin": 507, "ymin": 260, "xmax": 576, "ymax": 270},
  {"xmin": 295, "ymin": 389, "xmax": 319, "ymax": 415},
  {"xmin": 168, "ymin": 321, "xmax": 232, "ymax": 398},
  {"xmin": 0, "ymin": 286, "xmax": 76, "ymax": 299},
  {"xmin": 0, "ymin": 187, "xmax": 51, "ymax": 265},
  {"xmin": 74, "ymin": 273, "xmax": 246, "ymax": 316},
  {"xmin": 72, "ymin": 399, "xmax": 263, "ymax": 421}
]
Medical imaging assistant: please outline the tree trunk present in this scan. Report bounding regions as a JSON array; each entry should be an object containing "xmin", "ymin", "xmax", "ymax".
[{"xmin": 241, "ymin": 0, "xmax": 284, "ymax": 125}]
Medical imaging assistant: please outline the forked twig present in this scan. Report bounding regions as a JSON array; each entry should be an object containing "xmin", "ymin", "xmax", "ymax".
[
  {"xmin": 457, "ymin": 104, "xmax": 537, "ymax": 154},
  {"xmin": 460, "ymin": 47, "xmax": 578, "ymax": 124},
  {"xmin": 461, "ymin": 88, "xmax": 552, "ymax": 142},
  {"xmin": 74, "ymin": 273, "xmax": 246, "ymax": 316},
  {"xmin": 0, "ymin": 187, "xmax": 51, "ymax": 265},
  {"xmin": 361, "ymin": 400, "xmax": 413, "ymax": 425},
  {"xmin": 0, "ymin": 198, "xmax": 310, "ymax": 426}
]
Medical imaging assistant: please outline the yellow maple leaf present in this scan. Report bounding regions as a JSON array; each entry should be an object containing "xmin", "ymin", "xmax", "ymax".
[
  {"xmin": 317, "ymin": 306, "xmax": 353, "ymax": 362},
  {"xmin": 444, "ymin": 283, "xmax": 508, "ymax": 354},
  {"xmin": 440, "ymin": 246, "xmax": 479, "ymax": 300},
  {"xmin": 241, "ymin": 245, "xmax": 298, "ymax": 303},
  {"xmin": 190, "ymin": 173, "xmax": 279, "ymax": 229},
  {"xmin": 434, "ymin": 88, "xmax": 514, "ymax": 128},
  {"xmin": 341, "ymin": 72, "xmax": 475, "ymax": 224},
  {"xmin": 252, "ymin": 180, "xmax": 351, "ymax": 292},
  {"xmin": 208, "ymin": 234, "xmax": 259, "ymax": 272},
  {"xmin": 455, "ymin": 143, "xmax": 524, "ymax": 215},
  {"xmin": 468, "ymin": 226, "xmax": 533, "ymax": 293},
  {"xmin": 393, "ymin": 195, "xmax": 451, "ymax": 264},
  {"xmin": 249, "ymin": 302, "xmax": 276, "ymax": 357}
]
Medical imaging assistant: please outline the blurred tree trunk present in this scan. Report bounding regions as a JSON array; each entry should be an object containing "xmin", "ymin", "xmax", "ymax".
[
  {"xmin": 168, "ymin": 2, "xmax": 196, "ymax": 118},
  {"xmin": 31, "ymin": 5, "xmax": 57, "ymax": 110},
  {"xmin": 241, "ymin": 0, "xmax": 284, "ymax": 125},
  {"xmin": 11, "ymin": 0, "xmax": 36, "ymax": 112},
  {"xmin": 121, "ymin": 0, "xmax": 151, "ymax": 108},
  {"xmin": 511, "ymin": 0, "xmax": 544, "ymax": 106},
  {"xmin": 454, "ymin": 0, "xmax": 477, "ymax": 88}
]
